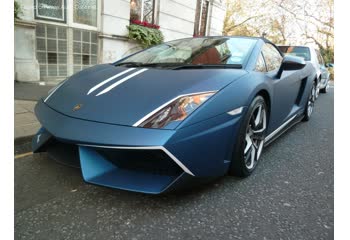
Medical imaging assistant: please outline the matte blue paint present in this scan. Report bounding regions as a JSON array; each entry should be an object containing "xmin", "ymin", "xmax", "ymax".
[
  {"xmin": 79, "ymin": 146, "xmax": 182, "ymax": 194},
  {"xmin": 32, "ymin": 127, "xmax": 52, "ymax": 152}
]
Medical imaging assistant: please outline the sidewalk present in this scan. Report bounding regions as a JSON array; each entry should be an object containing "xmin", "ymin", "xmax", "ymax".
[
  {"xmin": 14, "ymin": 100, "xmax": 39, "ymax": 142},
  {"xmin": 14, "ymin": 82, "xmax": 52, "ymax": 142}
]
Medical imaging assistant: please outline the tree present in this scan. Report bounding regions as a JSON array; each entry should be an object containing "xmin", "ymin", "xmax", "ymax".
[
  {"xmin": 223, "ymin": 0, "xmax": 334, "ymax": 63},
  {"xmin": 223, "ymin": 0, "xmax": 263, "ymax": 36},
  {"xmin": 273, "ymin": 0, "xmax": 334, "ymax": 62}
]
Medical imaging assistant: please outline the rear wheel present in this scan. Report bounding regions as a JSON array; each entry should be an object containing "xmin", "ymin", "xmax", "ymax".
[
  {"xmin": 229, "ymin": 96, "xmax": 267, "ymax": 177},
  {"xmin": 303, "ymin": 82, "xmax": 317, "ymax": 121}
]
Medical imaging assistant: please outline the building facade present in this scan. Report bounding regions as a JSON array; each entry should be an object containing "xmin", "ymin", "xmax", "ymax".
[{"xmin": 14, "ymin": 0, "xmax": 226, "ymax": 83}]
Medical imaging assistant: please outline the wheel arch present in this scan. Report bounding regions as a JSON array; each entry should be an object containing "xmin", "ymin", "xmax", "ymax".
[{"xmin": 255, "ymin": 89, "xmax": 270, "ymax": 113}]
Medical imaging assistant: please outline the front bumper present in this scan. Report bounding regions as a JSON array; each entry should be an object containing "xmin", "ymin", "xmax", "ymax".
[{"xmin": 33, "ymin": 100, "xmax": 242, "ymax": 194}]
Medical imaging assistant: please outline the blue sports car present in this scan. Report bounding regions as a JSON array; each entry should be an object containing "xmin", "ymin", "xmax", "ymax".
[{"xmin": 33, "ymin": 36, "xmax": 317, "ymax": 194}]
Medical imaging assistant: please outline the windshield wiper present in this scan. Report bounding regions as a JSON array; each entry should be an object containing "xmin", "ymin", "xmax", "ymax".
[
  {"xmin": 115, "ymin": 62, "xmax": 182, "ymax": 68},
  {"xmin": 171, "ymin": 64, "xmax": 243, "ymax": 70},
  {"xmin": 115, "ymin": 62, "xmax": 243, "ymax": 70}
]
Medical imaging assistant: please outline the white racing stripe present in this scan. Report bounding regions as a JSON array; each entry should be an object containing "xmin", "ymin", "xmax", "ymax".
[
  {"xmin": 264, "ymin": 114, "xmax": 296, "ymax": 142},
  {"xmin": 96, "ymin": 68, "xmax": 148, "ymax": 96},
  {"xmin": 44, "ymin": 80, "xmax": 66, "ymax": 102},
  {"xmin": 87, "ymin": 68, "xmax": 136, "ymax": 95}
]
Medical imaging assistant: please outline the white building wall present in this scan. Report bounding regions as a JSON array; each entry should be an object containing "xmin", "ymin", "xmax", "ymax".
[
  {"xmin": 158, "ymin": 0, "xmax": 196, "ymax": 41},
  {"xmin": 100, "ymin": 0, "xmax": 141, "ymax": 63},
  {"xmin": 208, "ymin": 0, "xmax": 226, "ymax": 36},
  {"xmin": 14, "ymin": 0, "xmax": 40, "ymax": 82},
  {"xmin": 17, "ymin": 0, "xmax": 35, "ymax": 21},
  {"xmin": 14, "ymin": 21, "xmax": 40, "ymax": 82}
]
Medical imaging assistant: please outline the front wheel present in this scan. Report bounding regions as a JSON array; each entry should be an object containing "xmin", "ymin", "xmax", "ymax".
[{"xmin": 228, "ymin": 96, "xmax": 267, "ymax": 177}]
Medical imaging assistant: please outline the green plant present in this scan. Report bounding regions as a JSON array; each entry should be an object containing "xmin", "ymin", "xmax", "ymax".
[
  {"xmin": 127, "ymin": 24, "xmax": 164, "ymax": 48},
  {"xmin": 14, "ymin": 1, "xmax": 22, "ymax": 19}
]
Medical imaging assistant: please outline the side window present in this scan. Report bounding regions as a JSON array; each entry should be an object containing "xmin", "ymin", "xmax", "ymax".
[
  {"xmin": 262, "ymin": 43, "xmax": 283, "ymax": 71},
  {"xmin": 255, "ymin": 53, "xmax": 267, "ymax": 72}
]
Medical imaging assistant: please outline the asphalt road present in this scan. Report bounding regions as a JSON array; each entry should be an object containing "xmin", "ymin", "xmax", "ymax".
[{"xmin": 15, "ymin": 87, "xmax": 334, "ymax": 240}]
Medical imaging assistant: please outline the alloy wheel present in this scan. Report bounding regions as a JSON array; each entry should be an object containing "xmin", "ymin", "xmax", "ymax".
[
  {"xmin": 244, "ymin": 104, "xmax": 267, "ymax": 169},
  {"xmin": 307, "ymin": 84, "xmax": 317, "ymax": 117}
]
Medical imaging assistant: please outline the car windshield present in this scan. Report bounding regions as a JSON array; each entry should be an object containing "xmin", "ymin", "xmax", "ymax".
[
  {"xmin": 116, "ymin": 37, "xmax": 257, "ymax": 67},
  {"xmin": 278, "ymin": 46, "xmax": 311, "ymax": 61}
]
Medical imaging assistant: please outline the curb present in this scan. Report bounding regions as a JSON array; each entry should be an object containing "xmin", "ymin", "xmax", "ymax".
[{"xmin": 14, "ymin": 135, "xmax": 34, "ymax": 146}]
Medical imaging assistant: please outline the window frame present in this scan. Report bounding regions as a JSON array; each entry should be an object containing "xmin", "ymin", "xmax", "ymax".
[
  {"xmin": 254, "ymin": 52, "xmax": 267, "ymax": 72},
  {"xmin": 69, "ymin": 0, "xmax": 99, "ymax": 30},
  {"xmin": 35, "ymin": 23, "xmax": 69, "ymax": 79},
  {"xmin": 130, "ymin": 0, "xmax": 156, "ymax": 24},
  {"xmin": 194, "ymin": 0, "xmax": 210, "ymax": 36},
  {"xmin": 72, "ymin": 0, "xmax": 98, "ymax": 27},
  {"xmin": 34, "ymin": 0, "xmax": 67, "ymax": 23},
  {"xmin": 261, "ymin": 43, "xmax": 283, "ymax": 72}
]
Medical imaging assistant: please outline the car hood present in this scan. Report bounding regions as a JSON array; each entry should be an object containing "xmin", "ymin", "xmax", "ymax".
[{"xmin": 45, "ymin": 64, "xmax": 247, "ymax": 128}]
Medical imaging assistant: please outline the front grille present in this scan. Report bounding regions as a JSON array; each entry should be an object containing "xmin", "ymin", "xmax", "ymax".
[
  {"xmin": 42, "ymin": 137, "xmax": 184, "ymax": 176},
  {"xmin": 95, "ymin": 148, "xmax": 183, "ymax": 176},
  {"xmin": 46, "ymin": 139, "xmax": 80, "ymax": 168}
]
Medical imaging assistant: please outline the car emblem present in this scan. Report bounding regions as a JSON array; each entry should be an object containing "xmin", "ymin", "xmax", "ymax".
[{"xmin": 73, "ymin": 104, "xmax": 83, "ymax": 111}]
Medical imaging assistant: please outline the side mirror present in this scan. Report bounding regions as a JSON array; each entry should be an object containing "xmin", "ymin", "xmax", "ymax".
[{"xmin": 277, "ymin": 55, "xmax": 306, "ymax": 78}]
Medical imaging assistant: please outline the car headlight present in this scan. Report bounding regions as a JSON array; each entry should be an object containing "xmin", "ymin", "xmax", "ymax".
[{"xmin": 134, "ymin": 91, "xmax": 217, "ymax": 129}]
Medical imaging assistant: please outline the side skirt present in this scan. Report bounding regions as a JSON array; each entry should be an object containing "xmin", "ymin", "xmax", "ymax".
[{"xmin": 264, "ymin": 114, "xmax": 304, "ymax": 147}]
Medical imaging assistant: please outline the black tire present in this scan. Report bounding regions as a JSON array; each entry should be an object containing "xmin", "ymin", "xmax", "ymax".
[
  {"xmin": 228, "ymin": 96, "xmax": 267, "ymax": 177},
  {"xmin": 303, "ymin": 82, "xmax": 317, "ymax": 121}
]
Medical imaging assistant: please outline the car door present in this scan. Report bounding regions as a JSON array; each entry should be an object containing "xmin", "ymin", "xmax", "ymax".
[
  {"xmin": 316, "ymin": 50, "xmax": 330, "ymax": 83},
  {"xmin": 261, "ymin": 43, "xmax": 303, "ymax": 131}
]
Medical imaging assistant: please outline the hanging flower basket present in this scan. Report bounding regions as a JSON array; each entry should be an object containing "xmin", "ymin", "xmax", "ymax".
[{"xmin": 127, "ymin": 20, "xmax": 164, "ymax": 49}]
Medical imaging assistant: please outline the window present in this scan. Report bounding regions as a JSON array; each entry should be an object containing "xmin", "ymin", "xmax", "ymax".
[
  {"xmin": 35, "ymin": 0, "xmax": 66, "ymax": 22},
  {"xmin": 262, "ymin": 44, "xmax": 283, "ymax": 71},
  {"xmin": 73, "ymin": 29, "xmax": 98, "ymax": 73},
  {"xmin": 194, "ymin": 0, "xmax": 210, "ymax": 36},
  {"xmin": 278, "ymin": 46, "xmax": 311, "ymax": 61},
  {"xmin": 255, "ymin": 53, "xmax": 267, "ymax": 72},
  {"xmin": 36, "ymin": 23, "xmax": 99, "ymax": 79},
  {"xmin": 73, "ymin": 0, "xmax": 97, "ymax": 26},
  {"xmin": 130, "ymin": 0, "xmax": 155, "ymax": 23},
  {"xmin": 36, "ymin": 24, "xmax": 68, "ymax": 78},
  {"xmin": 117, "ymin": 37, "xmax": 257, "ymax": 66}
]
